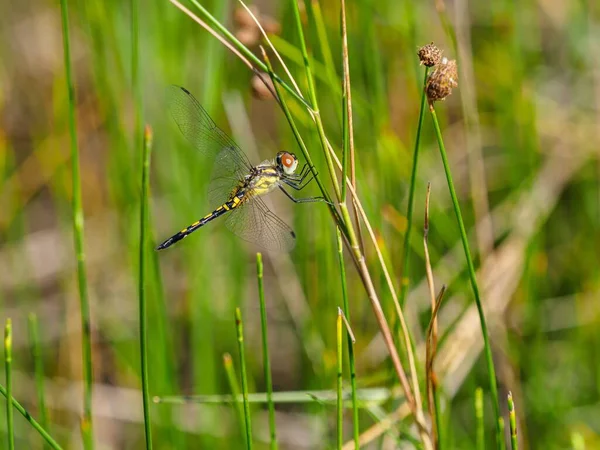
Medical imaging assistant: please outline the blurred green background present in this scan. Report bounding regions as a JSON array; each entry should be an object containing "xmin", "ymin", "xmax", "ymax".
[{"xmin": 1, "ymin": 0, "xmax": 600, "ymax": 448}]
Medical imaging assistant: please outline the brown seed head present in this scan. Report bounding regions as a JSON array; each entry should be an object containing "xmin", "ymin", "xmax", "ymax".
[
  {"xmin": 426, "ymin": 57, "xmax": 459, "ymax": 102},
  {"xmin": 418, "ymin": 42, "xmax": 442, "ymax": 67}
]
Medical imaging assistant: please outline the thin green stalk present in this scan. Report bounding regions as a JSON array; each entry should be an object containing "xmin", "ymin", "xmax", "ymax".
[
  {"xmin": 429, "ymin": 105, "xmax": 501, "ymax": 449},
  {"xmin": 260, "ymin": 49, "xmax": 340, "ymax": 224},
  {"xmin": 508, "ymin": 392, "xmax": 517, "ymax": 450},
  {"xmin": 0, "ymin": 384, "xmax": 62, "ymax": 449},
  {"xmin": 256, "ymin": 254, "xmax": 277, "ymax": 450},
  {"xmin": 337, "ymin": 228, "xmax": 359, "ymax": 448},
  {"xmin": 132, "ymin": 0, "xmax": 142, "ymax": 153},
  {"xmin": 223, "ymin": 353, "xmax": 244, "ymax": 431},
  {"xmin": 155, "ymin": 387, "xmax": 391, "ymax": 405},
  {"xmin": 5, "ymin": 319, "xmax": 14, "ymax": 450},
  {"xmin": 28, "ymin": 314, "xmax": 49, "ymax": 440},
  {"xmin": 289, "ymin": 0, "xmax": 342, "ymax": 201},
  {"xmin": 235, "ymin": 308, "xmax": 253, "ymax": 450},
  {"xmin": 399, "ymin": 67, "xmax": 430, "ymax": 307},
  {"xmin": 59, "ymin": 0, "xmax": 93, "ymax": 446},
  {"xmin": 139, "ymin": 126, "xmax": 153, "ymax": 449},
  {"xmin": 185, "ymin": 0, "xmax": 311, "ymax": 110},
  {"xmin": 335, "ymin": 309, "xmax": 344, "ymax": 450},
  {"xmin": 475, "ymin": 387, "xmax": 484, "ymax": 450}
]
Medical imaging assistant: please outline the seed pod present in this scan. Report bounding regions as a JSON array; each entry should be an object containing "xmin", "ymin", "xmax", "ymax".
[
  {"xmin": 418, "ymin": 42, "xmax": 443, "ymax": 67},
  {"xmin": 426, "ymin": 57, "xmax": 459, "ymax": 102}
]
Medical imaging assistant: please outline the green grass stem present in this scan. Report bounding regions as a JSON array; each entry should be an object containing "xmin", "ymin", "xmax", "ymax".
[
  {"xmin": 429, "ymin": 105, "xmax": 501, "ymax": 449},
  {"xmin": 508, "ymin": 392, "xmax": 517, "ymax": 450},
  {"xmin": 475, "ymin": 387, "xmax": 484, "ymax": 450},
  {"xmin": 260, "ymin": 49, "xmax": 339, "ymax": 223},
  {"xmin": 337, "ymin": 228, "xmax": 359, "ymax": 447},
  {"xmin": 154, "ymin": 387, "xmax": 391, "ymax": 405},
  {"xmin": 0, "ymin": 384, "xmax": 62, "ymax": 449},
  {"xmin": 399, "ymin": 67, "xmax": 430, "ymax": 307},
  {"xmin": 5, "ymin": 319, "xmax": 14, "ymax": 450},
  {"xmin": 139, "ymin": 125, "xmax": 153, "ymax": 449},
  {"xmin": 28, "ymin": 313, "xmax": 49, "ymax": 442},
  {"xmin": 223, "ymin": 353, "xmax": 244, "ymax": 432},
  {"xmin": 235, "ymin": 308, "xmax": 253, "ymax": 450},
  {"xmin": 59, "ymin": 0, "xmax": 94, "ymax": 445},
  {"xmin": 256, "ymin": 253, "xmax": 277, "ymax": 450},
  {"xmin": 289, "ymin": 0, "xmax": 342, "ymax": 201},
  {"xmin": 336, "ymin": 309, "xmax": 343, "ymax": 450}
]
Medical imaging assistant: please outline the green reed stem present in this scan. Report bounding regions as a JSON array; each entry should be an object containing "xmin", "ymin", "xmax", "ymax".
[
  {"xmin": 223, "ymin": 353, "xmax": 244, "ymax": 431},
  {"xmin": 0, "ymin": 384, "xmax": 62, "ymax": 450},
  {"xmin": 155, "ymin": 387, "xmax": 391, "ymax": 405},
  {"xmin": 399, "ymin": 67, "xmax": 430, "ymax": 307},
  {"xmin": 337, "ymin": 228, "xmax": 359, "ymax": 447},
  {"xmin": 139, "ymin": 126, "xmax": 153, "ymax": 449},
  {"xmin": 5, "ymin": 319, "xmax": 14, "ymax": 450},
  {"xmin": 429, "ymin": 105, "xmax": 501, "ymax": 449},
  {"xmin": 336, "ymin": 310, "xmax": 343, "ymax": 450},
  {"xmin": 256, "ymin": 254, "xmax": 277, "ymax": 450},
  {"xmin": 289, "ymin": 0, "xmax": 342, "ymax": 201},
  {"xmin": 508, "ymin": 392, "xmax": 517, "ymax": 450},
  {"xmin": 475, "ymin": 387, "xmax": 484, "ymax": 450},
  {"xmin": 132, "ymin": 0, "xmax": 142, "ymax": 152},
  {"xmin": 186, "ymin": 0, "xmax": 311, "ymax": 110},
  {"xmin": 235, "ymin": 308, "xmax": 253, "ymax": 450},
  {"xmin": 59, "ymin": 0, "xmax": 93, "ymax": 445},
  {"xmin": 261, "ymin": 49, "xmax": 340, "ymax": 226},
  {"xmin": 28, "ymin": 314, "xmax": 49, "ymax": 440}
]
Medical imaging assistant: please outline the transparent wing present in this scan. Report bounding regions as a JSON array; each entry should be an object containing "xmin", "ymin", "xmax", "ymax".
[
  {"xmin": 168, "ymin": 85, "xmax": 252, "ymax": 169},
  {"xmin": 224, "ymin": 197, "xmax": 296, "ymax": 252},
  {"xmin": 168, "ymin": 85, "xmax": 253, "ymax": 209},
  {"xmin": 207, "ymin": 146, "xmax": 248, "ymax": 210}
]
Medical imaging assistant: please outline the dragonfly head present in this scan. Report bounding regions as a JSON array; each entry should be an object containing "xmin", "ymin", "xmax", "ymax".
[{"xmin": 277, "ymin": 151, "xmax": 299, "ymax": 175}]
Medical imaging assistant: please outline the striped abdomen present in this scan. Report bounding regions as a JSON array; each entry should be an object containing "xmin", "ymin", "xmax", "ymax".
[{"xmin": 156, "ymin": 198, "xmax": 240, "ymax": 250}]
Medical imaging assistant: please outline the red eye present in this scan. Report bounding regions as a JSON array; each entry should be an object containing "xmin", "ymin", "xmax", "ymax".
[{"xmin": 283, "ymin": 154, "xmax": 293, "ymax": 167}]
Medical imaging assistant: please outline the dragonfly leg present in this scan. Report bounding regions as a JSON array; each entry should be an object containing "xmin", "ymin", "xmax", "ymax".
[
  {"xmin": 278, "ymin": 185, "xmax": 332, "ymax": 204},
  {"xmin": 282, "ymin": 172, "xmax": 317, "ymax": 190}
]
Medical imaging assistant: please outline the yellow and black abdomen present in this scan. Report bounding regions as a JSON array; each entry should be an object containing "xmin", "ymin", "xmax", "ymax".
[{"xmin": 156, "ymin": 199, "xmax": 239, "ymax": 250}]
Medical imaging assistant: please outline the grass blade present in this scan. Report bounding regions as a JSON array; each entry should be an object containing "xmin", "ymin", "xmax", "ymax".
[
  {"xmin": 28, "ymin": 314, "xmax": 50, "ymax": 442},
  {"xmin": 235, "ymin": 308, "xmax": 253, "ymax": 450},
  {"xmin": 59, "ymin": 0, "xmax": 93, "ymax": 445},
  {"xmin": 398, "ymin": 66, "xmax": 430, "ymax": 307},
  {"xmin": 5, "ymin": 319, "xmax": 14, "ymax": 450},
  {"xmin": 337, "ymin": 228, "xmax": 359, "ymax": 447},
  {"xmin": 256, "ymin": 253, "xmax": 277, "ymax": 449},
  {"xmin": 223, "ymin": 353, "xmax": 244, "ymax": 432},
  {"xmin": 139, "ymin": 125, "xmax": 153, "ymax": 449},
  {"xmin": 508, "ymin": 392, "xmax": 517, "ymax": 450},
  {"xmin": 475, "ymin": 387, "xmax": 484, "ymax": 450},
  {"xmin": 336, "ymin": 308, "xmax": 343, "ymax": 449},
  {"xmin": 429, "ymin": 104, "xmax": 501, "ymax": 448},
  {"xmin": 0, "ymin": 384, "xmax": 62, "ymax": 449}
]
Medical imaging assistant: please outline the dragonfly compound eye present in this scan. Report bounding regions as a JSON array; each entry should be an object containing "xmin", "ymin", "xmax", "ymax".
[{"xmin": 280, "ymin": 152, "xmax": 299, "ymax": 175}]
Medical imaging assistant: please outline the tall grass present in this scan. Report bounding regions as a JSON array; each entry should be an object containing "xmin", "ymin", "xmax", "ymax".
[
  {"xmin": 59, "ymin": 0, "xmax": 94, "ymax": 446},
  {"xmin": 4, "ymin": 319, "xmax": 14, "ymax": 450}
]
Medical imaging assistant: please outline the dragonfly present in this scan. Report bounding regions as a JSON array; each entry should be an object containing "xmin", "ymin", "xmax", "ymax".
[{"xmin": 157, "ymin": 86, "xmax": 327, "ymax": 252}]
